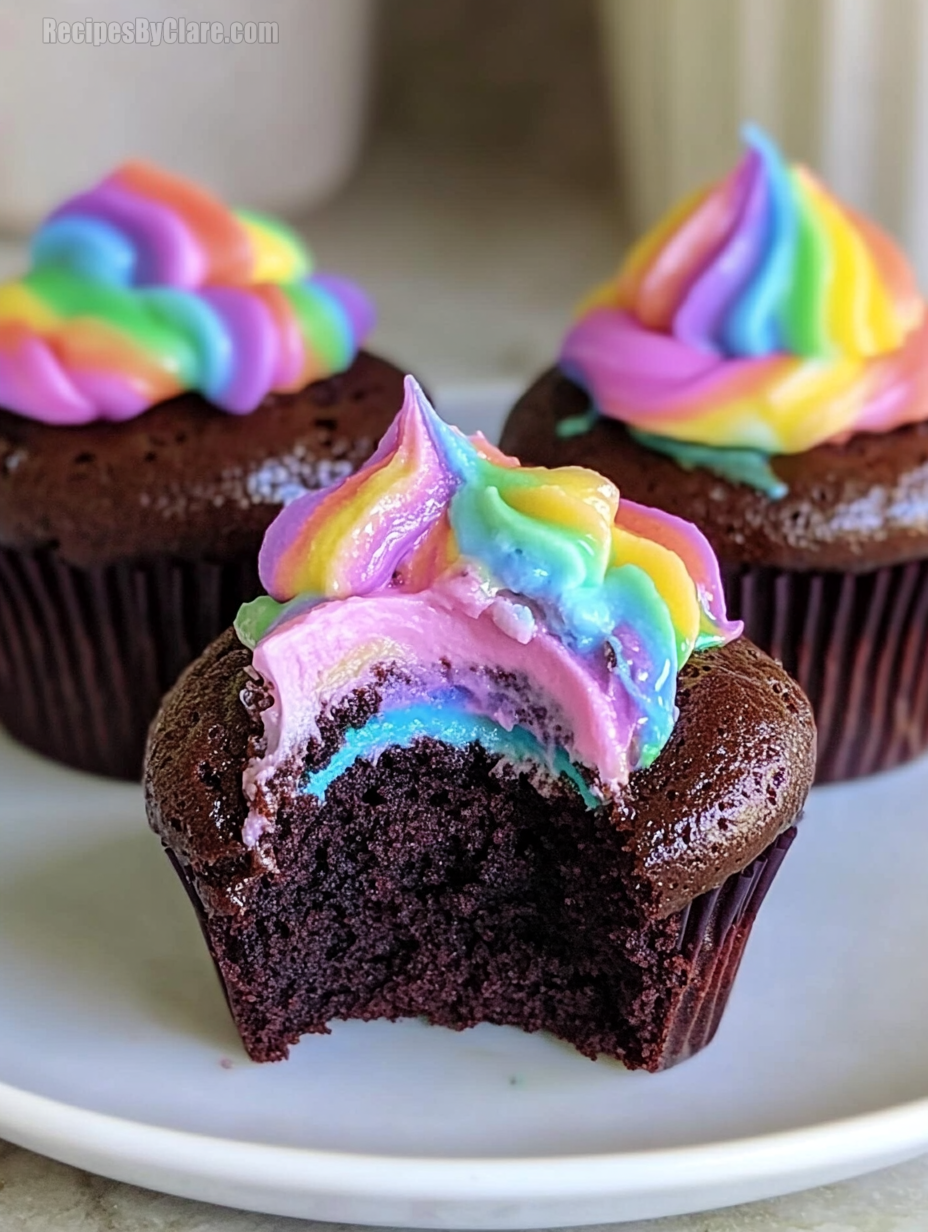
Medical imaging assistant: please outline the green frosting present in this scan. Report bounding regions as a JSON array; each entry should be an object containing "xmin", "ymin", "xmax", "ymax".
[
  {"xmin": 553, "ymin": 404, "xmax": 786, "ymax": 498},
  {"xmin": 628, "ymin": 429, "xmax": 788, "ymax": 499},
  {"xmin": 555, "ymin": 408, "xmax": 599, "ymax": 439},
  {"xmin": 235, "ymin": 594, "xmax": 297, "ymax": 650}
]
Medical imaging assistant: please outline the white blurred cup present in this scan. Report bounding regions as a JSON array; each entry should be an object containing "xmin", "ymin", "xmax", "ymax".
[
  {"xmin": 0, "ymin": 0, "xmax": 375, "ymax": 231},
  {"xmin": 599, "ymin": 0, "xmax": 928, "ymax": 286}
]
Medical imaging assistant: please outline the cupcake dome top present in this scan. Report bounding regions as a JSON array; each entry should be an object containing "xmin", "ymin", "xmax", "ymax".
[
  {"xmin": 236, "ymin": 378, "xmax": 741, "ymax": 846},
  {"xmin": 561, "ymin": 125, "xmax": 928, "ymax": 456},
  {"xmin": 0, "ymin": 162, "xmax": 374, "ymax": 424}
]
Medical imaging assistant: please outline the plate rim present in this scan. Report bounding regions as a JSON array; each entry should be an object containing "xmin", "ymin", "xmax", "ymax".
[{"xmin": 2, "ymin": 1072, "xmax": 928, "ymax": 1201}]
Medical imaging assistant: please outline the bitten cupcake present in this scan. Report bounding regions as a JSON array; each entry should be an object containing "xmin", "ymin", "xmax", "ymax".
[
  {"xmin": 145, "ymin": 377, "xmax": 814, "ymax": 1071},
  {"xmin": 0, "ymin": 161, "xmax": 408, "ymax": 778},
  {"xmin": 502, "ymin": 125, "xmax": 928, "ymax": 783}
]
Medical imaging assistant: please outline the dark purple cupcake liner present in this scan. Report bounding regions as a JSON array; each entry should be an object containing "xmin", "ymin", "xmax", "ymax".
[
  {"xmin": 0, "ymin": 546, "xmax": 258, "ymax": 779},
  {"xmin": 658, "ymin": 826, "xmax": 796, "ymax": 1069},
  {"xmin": 722, "ymin": 560, "xmax": 928, "ymax": 783}
]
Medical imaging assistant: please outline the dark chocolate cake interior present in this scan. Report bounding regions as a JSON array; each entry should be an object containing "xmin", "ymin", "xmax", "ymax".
[{"xmin": 146, "ymin": 630, "xmax": 814, "ymax": 1071}]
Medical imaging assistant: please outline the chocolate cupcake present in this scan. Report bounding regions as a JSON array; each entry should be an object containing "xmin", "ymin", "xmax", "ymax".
[
  {"xmin": 502, "ymin": 125, "xmax": 928, "ymax": 783},
  {"xmin": 145, "ymin": 378, "xmax": 815, "ymax": 1071},
  {"xmin": 0, "ymin": 162, "xmax": 408, "ymax": 778}
]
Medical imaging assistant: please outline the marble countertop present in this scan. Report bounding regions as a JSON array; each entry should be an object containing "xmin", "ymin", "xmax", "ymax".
[{"xmin": 2, "ymin": 145, "xmax": 927, "ymax": 1231}]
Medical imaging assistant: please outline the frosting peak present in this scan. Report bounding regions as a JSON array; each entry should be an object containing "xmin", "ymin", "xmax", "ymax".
[
  {"xmin": 254, "ymin": 377, "xmax": 738, "ymax": 663},
  {"xmin": 40, "ymin": 161, "xmax": 303, "ymax": 290},
  {"xmin": 0, "ymin": 162, "xmax": 373, "ymax": 423},
  {"xmin": 615, "ymin": 125, "xmax": 917, "ymax": 362},
  {"xmin": 561, "ymin": 126, "xmax": 928, "ymax": 457},
  {"xmin": 238, "ymin": 378, "xmax": 740, "ymax": 813}
]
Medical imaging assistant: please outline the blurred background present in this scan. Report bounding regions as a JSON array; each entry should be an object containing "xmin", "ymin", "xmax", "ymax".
[{"xmin": 0, "ymin": 0, "xmax": 925, "ymax": 396}]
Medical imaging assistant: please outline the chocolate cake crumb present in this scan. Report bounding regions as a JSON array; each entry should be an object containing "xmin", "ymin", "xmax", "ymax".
[{"xmin": 145, "ymin": 630, "xmax": 814, "ymax": 1070}]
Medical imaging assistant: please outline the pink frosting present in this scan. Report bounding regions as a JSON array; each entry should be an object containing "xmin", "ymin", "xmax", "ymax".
[{"xmin": 242, "ymin": 589, "xmax": 639, "ymax": 847}]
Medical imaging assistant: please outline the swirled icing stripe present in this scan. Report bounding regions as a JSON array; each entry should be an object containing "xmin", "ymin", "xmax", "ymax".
[
  {"xmin": 0, "ymin": 162, "xmax": 374, "ymax": 423},
  {"xmin": 560, "ymin": 125, "xmax": 928, "ymax": 455}
]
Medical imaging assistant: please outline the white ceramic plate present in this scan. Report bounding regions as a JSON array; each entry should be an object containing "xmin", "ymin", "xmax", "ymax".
[{"xmin": 2, "ymin": 386, "xmax": 928, "ymax": 1228}]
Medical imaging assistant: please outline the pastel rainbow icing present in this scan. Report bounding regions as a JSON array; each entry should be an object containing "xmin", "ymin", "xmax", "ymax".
[
  {"xmin": 0, "ymin": 161, "xmax": 373, "ymax": 424},
  {"xmin": 236, "ymin": 377, "xmax": 740, "ymax": 847},
  {"xmin": 560, "ymin": 125, "xmax": 928, "ymax": 455}
]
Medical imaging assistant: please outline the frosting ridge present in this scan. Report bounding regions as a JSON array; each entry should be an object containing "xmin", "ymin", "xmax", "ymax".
[
  {"xmin": 0, "ymin": 162, "xmax": 373, "ymax": 423},
  {"xmin": 561, "ymin": 125, "xmax": 928, "ymax": 457}
]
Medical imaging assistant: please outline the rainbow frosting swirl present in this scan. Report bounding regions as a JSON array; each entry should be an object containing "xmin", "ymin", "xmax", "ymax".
[
  {"xmin": 560, "ymin": 125, "xmax": 928, "ymax": 457},
  {"xmin": 0, "ymin": 161, "xmax": 373, "ymax": 424},
  {"xmin": 236, "ymin": 377, "xmax": 740, "ymax": 846}
]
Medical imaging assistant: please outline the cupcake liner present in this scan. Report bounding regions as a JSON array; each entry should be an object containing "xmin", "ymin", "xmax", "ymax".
[
  {"xmin": 0, "ymin": 546, "xmax": 259, "ymax": 779},
  {"xmin": 722, "ymin": 560, "xmax": 928, "ymax": 783},
  {"xmin": 162, "ymin": 822, "xmax": 796, "ymax": 1072},
  {"xmin": 659, "ymin": 827, "xmax": 796, "ymax": 1069}
]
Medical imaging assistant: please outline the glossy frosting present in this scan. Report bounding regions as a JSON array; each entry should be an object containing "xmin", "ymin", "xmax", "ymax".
[
  {"xmin": 236, "ymin": 378, "xmax": 740, "ymax": 847},
  {"xmin": 0, "ymin": 162, "xmax": 373, "ymax": 423},
  {"xmin": 560, "ymin": 125, "xmax": 928, "ymax": 456}
]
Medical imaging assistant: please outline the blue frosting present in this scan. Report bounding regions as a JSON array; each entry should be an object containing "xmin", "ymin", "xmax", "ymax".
[
  {"xmin": 723, "ymin": 123, "xmax": 799, "ymax": 357},
  {"xmin": 301, "ymin": 697, "xmax": 599, "ymax": 809},
  {"xmin": 32, "ymin": 216, "xmax": 138, "ymax": 285}
]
